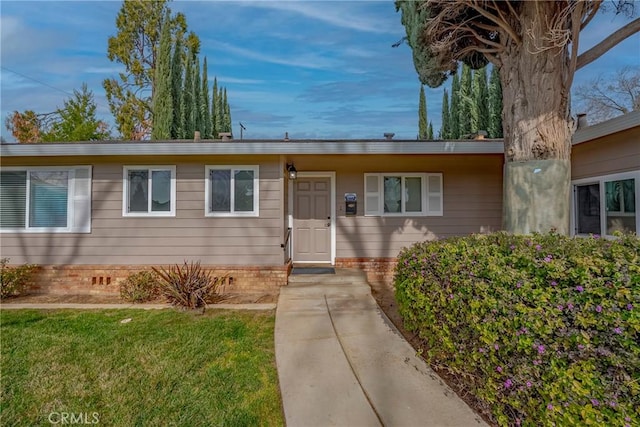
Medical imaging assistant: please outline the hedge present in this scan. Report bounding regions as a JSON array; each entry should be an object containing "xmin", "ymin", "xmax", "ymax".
[{"xmin": 395, "ymin": 232, "xmax": 639, "ymax": 426}]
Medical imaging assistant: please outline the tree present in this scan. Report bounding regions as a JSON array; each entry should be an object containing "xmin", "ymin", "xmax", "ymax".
[
  {"xmin": 46, "ymin": 84, "xmax": 110, "ymax": 141},
  {"xmin": 440, "ymin": 88, "xmax": 450, "ymax": 139},
  {"xmin": 5, "ymin": 85, "xmax": 109, "ymax": 143},
  {"xmin": 103, "ymin": 0, "xmax": 196, "ymax": 139},
  {"xmin": 181, "ymin": 54, "xmax": 194, "ymax": 138},
  {"xmin": 222, "ymin": 88, "xmax": 232, "ymax": 134},
  {"xmin": 574, "ymin": 66, "xmax": 640, "ymax": 123},
  {"xmin": 488, "ymin": 66, "xmax": 503, "ymax": 138},
  {"xmin": 450, "ymin": 72, "xmax": 461, "ymax": 138},
  {"xmin": 397, "ymin": 1, "xmax": 640, "ymax": 235},
  {"xmin": 5, "ymin": 111, "xmax": 46, "ymax": 143},
  {"xmin": 472, "ymin": 66, "xmax": 489, "ymax": 134},
  {"xmin": 418, "ymin": 85, "xmax": 428, "ymax": 139},
  {"xmin": 170, "ymin": 35, "xmax": 183, "ymax": 139},
  {"xmin": 151, "ymin": 11, "xmax": 173, "ymax": 140},
  {"xmin": 201, "ymin": 57, "xmax": 212, "ymax": 139},
  {"xmin": 193, "ymin": 56, "xmax": 202, "ymax": 135},
  {"xmin": 459, "ymin": 64, "xmax": 473, "ymax": 137},
  {"xmin": 211, "ymin": 77, "xmax": 219, "ymax": 138},
  {"xmin": 428, "ymin": 121, "xmax": 434, "ymax": 139}
]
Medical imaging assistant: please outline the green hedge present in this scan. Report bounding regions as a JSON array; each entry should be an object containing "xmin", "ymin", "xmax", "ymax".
[{"xmin": 395, "ymin": 232, "xmax": 639, "ymax": 426}]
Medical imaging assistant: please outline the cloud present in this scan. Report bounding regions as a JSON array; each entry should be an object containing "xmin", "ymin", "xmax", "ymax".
[
  {"xmin": 247, "ymin": 1, "xmax": 397, "ymax": 35},
  {"xmin": 211, "ymin": 41, "xmax": 339, "ymax": 70}
]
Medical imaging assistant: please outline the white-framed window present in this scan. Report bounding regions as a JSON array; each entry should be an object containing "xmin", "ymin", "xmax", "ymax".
[
  {"xmin": 364, "ymin": 173, "xmax": 442, "ymax": 216},
  {"xmin": 572, "ymin": 171, "xmax": 639, "ymax": 236},
  {"xmin": 205, "ymin": 165, "xmax": 259, "ymax": 217},
  {"xmin": 123, "ymin": 166, "xmax": 176, "ymax": 217},
  {"xmin": 0, "ymin": 166, "xmax": 92, "ymax": 233}
]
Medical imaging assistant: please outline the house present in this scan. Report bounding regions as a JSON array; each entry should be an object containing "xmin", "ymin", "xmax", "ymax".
[{"xmin": 1, "ymin": 111, "xmax": 638, "ymax": 295}]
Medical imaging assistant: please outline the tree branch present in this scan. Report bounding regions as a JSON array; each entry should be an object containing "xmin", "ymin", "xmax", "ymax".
[{"xmin": 577, "ymin": 17, "xmax": 640, "ymax": 69}]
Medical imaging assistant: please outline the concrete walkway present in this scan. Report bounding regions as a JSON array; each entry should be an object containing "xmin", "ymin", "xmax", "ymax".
[{"xmin": 275, "ymin": 269, "xmax": 487, "ymax": 427}]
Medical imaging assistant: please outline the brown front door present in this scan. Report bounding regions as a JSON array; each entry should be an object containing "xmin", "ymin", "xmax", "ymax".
[{"xmin": 293, "ymin": 177, "xmax": 331, "ymax": 263}]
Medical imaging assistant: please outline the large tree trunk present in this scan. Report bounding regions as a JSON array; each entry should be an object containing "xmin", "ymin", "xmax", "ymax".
[{"xmin": 500, "ymin": 2, "xmax": 573, "ymax": 235}]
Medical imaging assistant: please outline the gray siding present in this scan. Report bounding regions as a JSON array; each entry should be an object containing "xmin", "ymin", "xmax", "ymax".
[{"xmin": 1, "ymin": 157, "xmax": 284, "ymax": 265}]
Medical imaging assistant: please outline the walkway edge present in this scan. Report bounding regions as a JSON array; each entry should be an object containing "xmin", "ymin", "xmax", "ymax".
[{"xmin": 0, "ymin": 303, "xmax": 276, "ymax": 310}]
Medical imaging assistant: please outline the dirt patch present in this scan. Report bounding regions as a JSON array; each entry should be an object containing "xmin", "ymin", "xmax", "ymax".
[{"xmin": 369, "ymin": 280, "xmax": 496, "ymax": 426}]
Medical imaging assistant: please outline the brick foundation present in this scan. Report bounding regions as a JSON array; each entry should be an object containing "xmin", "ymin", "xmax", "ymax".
[
  {"xmin": 26, "ymin": 264, "xmax": 291, "ymax": 296},
  {"xmin": 335, "ymin": 257, "xmax": 397, "ymax": 284}
]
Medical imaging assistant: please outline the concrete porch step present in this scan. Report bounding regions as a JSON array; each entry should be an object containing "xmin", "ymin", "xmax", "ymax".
[{"xmin": 287, "ymin": 268, "xmax": 368, "ymax": 285}]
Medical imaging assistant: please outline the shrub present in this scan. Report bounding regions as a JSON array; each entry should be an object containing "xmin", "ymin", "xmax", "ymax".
[
  {"xmin": 153, "ymin": 261, "xmax": 224, "ymax": 309},
  {"xmin": 395, "ymin": 232, "xmax": 639, "ymax": 427},
  {"xmin": 0, "ymin": 258, "xmax": 38, "ymax": 299},
  {"xmin": 120, "ymin": 271, "xmax": 160, "ymax": 303}
]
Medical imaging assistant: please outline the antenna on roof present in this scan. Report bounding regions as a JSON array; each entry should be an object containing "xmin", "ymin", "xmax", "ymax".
[{"xmin": 239, "ymin": 122, "xmax": 246, "ymax": 140}]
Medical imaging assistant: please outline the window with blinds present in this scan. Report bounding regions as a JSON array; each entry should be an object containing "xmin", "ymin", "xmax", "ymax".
[{"xmin": 0, "ymin": 167, "xmax": 91, "ymax": 232}]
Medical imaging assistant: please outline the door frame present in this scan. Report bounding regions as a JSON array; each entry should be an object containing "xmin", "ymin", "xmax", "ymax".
[{"xmin": 288, "ymin": 171, "xmax": 336, "ymax": 264}]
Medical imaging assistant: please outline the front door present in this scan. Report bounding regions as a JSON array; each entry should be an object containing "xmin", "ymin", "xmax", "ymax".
[{"xmin": 293, "ymin": 177, "xmax": 331, "ymax": 263}]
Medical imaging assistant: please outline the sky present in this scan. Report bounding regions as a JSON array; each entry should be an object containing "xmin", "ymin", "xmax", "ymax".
[{"xmin": 1, "ymin": 0, "xmax": 639, "ymax": 142}]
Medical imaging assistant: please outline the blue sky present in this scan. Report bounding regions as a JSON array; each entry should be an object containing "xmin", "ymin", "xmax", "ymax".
[{"xmin": 1, "ymin": 0, "xmax": 638, "ymax": 141}]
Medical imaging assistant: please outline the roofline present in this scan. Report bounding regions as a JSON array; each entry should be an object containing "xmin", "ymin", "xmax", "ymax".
[
  {"xmin": 572, "ymin": 110, "xmax": 640, "ymax": 145},
  {"xmin": 0, "ymin": 140, "xmax": 504, "ymax": 157}
]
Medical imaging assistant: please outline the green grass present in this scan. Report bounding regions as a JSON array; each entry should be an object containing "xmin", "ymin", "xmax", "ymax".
[{"xmin": 1, "ymin": 309, "xmax": 284, "ymax": 426}]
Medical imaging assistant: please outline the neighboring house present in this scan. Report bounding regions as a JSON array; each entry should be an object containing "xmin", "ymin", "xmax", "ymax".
[{"xmin": 0, "ymin": 111, "xmax": 638, "ymax": 294}]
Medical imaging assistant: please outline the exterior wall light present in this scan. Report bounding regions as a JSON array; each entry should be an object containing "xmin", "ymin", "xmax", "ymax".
[{"xmin": 286, "ymin": 163, "xmax": 297, "ymax": 180}]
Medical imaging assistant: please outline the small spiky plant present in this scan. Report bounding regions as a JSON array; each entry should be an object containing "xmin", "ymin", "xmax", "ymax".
[{"xmin": 152, "ymin": 261, "xmax": 224, "ymax": 310}]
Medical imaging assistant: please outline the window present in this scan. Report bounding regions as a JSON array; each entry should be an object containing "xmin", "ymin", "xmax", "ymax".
[
  {"xmin": 205, "ymin": 166, "xmax": 259, "ymax": 217},
  {"xmin": 0, "ymin": 166, "xmax": 91, "ymax": 233},
  {"xmin": 364, "ymin": 173, "xmax": 442, "ymax": 216},
  {"xmin": 123, "ymin": 166, "xmax": 176, "ymax": 216},
  {"xmin": 573, "ymin": 171, "xmax": 639, "ymax": 236}
]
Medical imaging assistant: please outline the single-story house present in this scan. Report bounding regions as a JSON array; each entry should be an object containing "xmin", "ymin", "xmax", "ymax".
[{"xmin": 1, "ymin": 111, "xmax": 638, "ymax": 295}]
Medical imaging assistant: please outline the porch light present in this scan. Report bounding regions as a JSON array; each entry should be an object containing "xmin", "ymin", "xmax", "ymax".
[{"xmin": 286, "ymin": 163, "xmax": 298, "ymax": 180}]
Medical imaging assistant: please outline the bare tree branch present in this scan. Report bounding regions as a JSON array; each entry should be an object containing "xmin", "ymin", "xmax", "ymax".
[{"xmin": 577, "ymin": 17, "xmax": 640, "ymax": 69}]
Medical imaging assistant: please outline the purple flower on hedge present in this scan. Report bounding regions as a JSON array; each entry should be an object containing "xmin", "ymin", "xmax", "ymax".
[
  {"xmin": 479, "ymin": 347, "xmax": 485, "ymax": 353},
  {"xmin": 547, "ymin": 404, "xmax": 553, "ymax": 411},
  {"xmin": 614, "ymin": 327, "xmax": 623, "ymax": 334},
  {"xmin": 504, "ymin": 379, "xmax": 513, "ymax": 388},
  {"xmin": 557, "ymin": 304, "xmax": 564, "ymax": 311},
  {"xmin": 496, "ymin": 366, "xmax": 503, "ymax": 373},
  {"xmin": 595, "ymin": 305, "xmax": 602, "ymax": 313},
  {"xmin": 535, "ymin": 244, "xmax": 542, "ymax": 251},
  {"xmin": 578, "ymin": 344, "xmax": 585, "ymax": 350},
  {"xmin": 543, "ymin": 255, "xmax": 552, "ymax": 262},
  {"xmin": 516, "ymin": 282, "xmax": 522, "ymax": 288},
  {"xmin": 575, "ymin": 285, "xmax": 584, "ymax": 292},
  {"xmin": 591, "ymin": 398, "xmax": 599, "ymax": 407},
  {"xmin": 510, "ymin": 245, "xmax": 516, "ymax": 250},
  {"xmin": 550, "ymin": 280, "xmax": 558, "ymax": 287},
  {"xmin": 526, "ymin": 381, "xmax": 532, "ymax": 388},
  {"xmin": 494, "ymin": 344, "xmax": 499, "ymax": 350},
  {"xmin": 567, "ymin": 302, "xmax": 574, "ymax": 310},
  {"xmin": 449, "ymin": 294, "xmax": 454, "ymax": 300},
  {"xmin": 593, "ymin": 234, "xmax": 600, "ymax": 239},
  {"xmin": 608, "ymin": 400, "xmax": 617, "ymax": 408},
  {"xmin": 627, "ymin": 304, "xmax": 633, "ymax": 311},
  {"xmin": 537, "ymin": 345, "xmax": 545, "ymax": 354},
  {"xmin": 533, "ymin": 359, "xmax": 541, "ymax": 366}
]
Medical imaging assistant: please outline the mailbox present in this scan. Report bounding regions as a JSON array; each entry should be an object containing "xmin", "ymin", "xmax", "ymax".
[{"xmin": 345, "ymin": 193, "xmax": 357, "ymax": 216}]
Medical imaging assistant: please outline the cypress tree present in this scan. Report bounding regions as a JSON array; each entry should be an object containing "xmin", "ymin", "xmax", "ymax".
[
  {"xmin": 441, "ymin": 88, "xmax": 450, "ymax": 139},
  {"xmin": 440, "ymin": 89, "xmax": 450, "ymax": 139},
  {"xmin": 202, "ymin": 57, "xmax": 211, "ymax": 139},
  {"xmin": 211, "ymin": 78, "xmax": 219, "ymax": 138},
  {"xmin": 450, "ymin": 72, "xmax": 460, "ymax": 139},
  {"xmin": 472, "ymin": 66, "xmax": 489, "ymax": 134},
  {"xmin": 193, "ymin": 56, "xmax": 202, "ymax": 135},
  {"xmin": 223, "ymin": 88, "xmax": 231, "ymax": 134},
  {"xmin": 170, "ymin": 35, "xmax": 183, "ymax": 139},
  {"xmin": 181, "ymin": 55, "xmax": 194, "ymax": 138},
  {"xmin": 216, "ymin": 84, "xmax": 225, "ymax": 135},
  {"xmin": 428, "ymin": 121, "xmax": 434, "ymax": 140},
  {"xmin": 418, "ymin": 85, "xmax": 428, "ymax": 139},
  {"xmin": 488, "ymin": 66, "xmax": 503, "ymax": 138},
  {"xmin": 459, "ymin": 64, "xmax": 473, "ymax": 137},
  {"xmin": 151, "ymin": 11, "xmax": 172, "ymax": 140}
]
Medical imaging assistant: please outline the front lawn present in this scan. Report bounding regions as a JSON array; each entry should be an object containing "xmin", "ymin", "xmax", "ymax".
[{"xmin": 1, "ymin": 309, "xmax": 283, "ymax": 426}]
